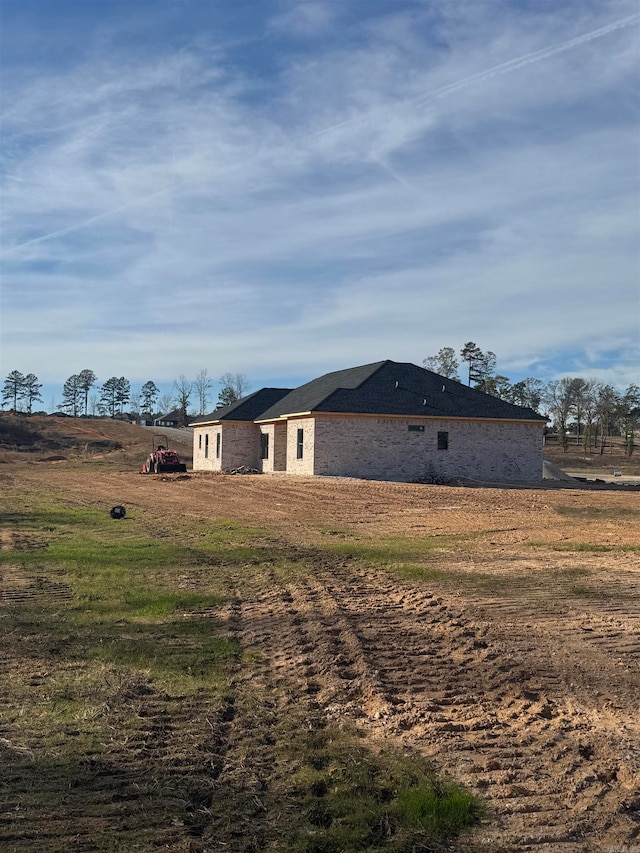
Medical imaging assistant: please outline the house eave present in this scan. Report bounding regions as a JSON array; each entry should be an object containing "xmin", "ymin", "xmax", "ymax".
[
  {"xmin": 255, "ymin": 411, "xmax": 313, "ymax": 424},
  {"xmin": 191, "ymin": 418, "xmax": 260, "ymax": 427},
  {"xmin": 256, "ymin": 411, "xmax": 547, "ymax": 425}
]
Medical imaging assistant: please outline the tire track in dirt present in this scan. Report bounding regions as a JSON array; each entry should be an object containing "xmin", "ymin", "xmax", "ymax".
[
  {"xmin": 331, "ymin": 566, "xmax": 639, "ymax": 852},
  {"xmin": 185, "ymin": 588, "xmax": 285, "ymax": 853},
  {"xmin": 0, "ymin": 667, "xmax": 232, "ymax": 851},
  {"xmin": 235, "ymin": 552, "xmax": 640, "ymax": 852},
  {"xmin": 0, "ymin": 528, "xmax": 241, "ymax": 852}
]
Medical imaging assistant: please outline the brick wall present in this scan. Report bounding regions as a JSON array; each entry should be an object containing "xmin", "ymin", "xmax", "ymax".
[
  {"xmin": 192, "ymin": 423, "xmax": 261, "ymax": 472},
  {"xmin": 311, "ymin": 415, "xmax": 544, "ymax": 482},
  {"xmin": 258, "ymin": 422, "xmax": 288, "ymax": 473},
  {"xmin": 194, "ymin": 415, "xmax": 544, "ymax": 482},
  {"xmin": 259, "ymin": 424, "xmax": 274, "ymax": 473},
  {"xmin": 286, "ymin": 418, "xmax": 316, "ymax": 475},
  {"xmin": 192, "ymin": 426, "xmax": 221, "ymax": 471},
  {"xmin": 220, "ymin": 422, "xmax": 262, "ymax": 470}
]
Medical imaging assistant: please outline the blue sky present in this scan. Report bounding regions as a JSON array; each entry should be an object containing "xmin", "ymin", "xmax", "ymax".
[{"xmin": 1, "ymin": 0, "xmax": 639, "ymax": 409}]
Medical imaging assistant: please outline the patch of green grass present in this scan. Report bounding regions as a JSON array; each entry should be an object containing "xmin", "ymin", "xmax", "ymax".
[
  {"xmin": 322, "ymin": 534, "xmax": 527, "ymax": 596},
  {"xmin": 0, "ymin": 497, "xmax": 117, "ymax": 531},
  {"xmin": 568, "ymin": 583, "xmax": 607, "ymax": 597},
  {"xmin": 318, "ymin": 524, "xmax": 354, "ymax": 537},
  {"xmin": 325, "ymin": 533, "xmax": 466, "ymax": 564},
  {"xmin": 555, "ymin": 504, "xmax": 640, "ymax": 520},
  {"xmin": 526, "ymin": 541, "xmax": 618, "ymax": 553},
  {"xmin": 551, "ymin": 565, "xmax": 592, "ymax": 578},
  {"xmin": 0, "ymin": 502, "xmax": 243, "ymax": 693},
  {"xmin": 122, "ymin": 589, "xmax": 223, "ymax": 618},
  {"xmin": 205, "ymin": 517, "xmax": 268, "ymax": 541},
  {"xmin": 89, "ymin": 625, "xmax": 239, "ymax": 683},
  {"xmin": 280, "ymin": 721, "xmax": 482, "ymax": 852},
  {"xmin": 396, "ymin": 780, "xmax": 480, "ymax": 837}
]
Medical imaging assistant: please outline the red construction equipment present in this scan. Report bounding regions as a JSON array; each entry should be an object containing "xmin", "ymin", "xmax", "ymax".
[{"xmin": 141, "ymin": 434, "xmax": 187, "ymax": 474}]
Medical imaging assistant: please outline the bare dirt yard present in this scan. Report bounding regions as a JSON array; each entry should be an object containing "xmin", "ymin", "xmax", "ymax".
[{"xmin": 1, "ymin": 417, "xmax": 639, "ymax": 852}]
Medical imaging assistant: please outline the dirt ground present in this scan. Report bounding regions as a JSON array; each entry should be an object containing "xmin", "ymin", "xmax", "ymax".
[
  {"xmin": 0, "ymin": 419, "xmax": 640, "ymax": 853},
  {"xmin": 1, "ymin": 417, "xmax": 639, "ymax": 851}
]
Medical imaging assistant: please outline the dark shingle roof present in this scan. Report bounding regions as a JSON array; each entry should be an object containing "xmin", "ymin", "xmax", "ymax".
[
  {"xmin": 257, "ymin": 362, "xmax": 385, "ymax": 420},
  {"xmin": 257, "ymin": 361, "xmax": 545, "ymax": 422},
  {"xmin": 155, "ymin": 409, "xmax": 183, "ymax": 422},
  {"xmin": 189, "ymin": 388, "xmax": 292, "ymax": 426}
]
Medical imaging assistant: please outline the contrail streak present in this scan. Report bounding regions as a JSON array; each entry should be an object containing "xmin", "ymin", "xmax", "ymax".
[
  {"xmin": 2, "ymin": 12, "xmax": 638, "ymax": 258},
  {"xmin": 301, "ymin": 12, "xmax": 640, "ymax": 141},
  {"xmin": 373, "ymin": 156, "xmax": 426, "ymax": 199}
]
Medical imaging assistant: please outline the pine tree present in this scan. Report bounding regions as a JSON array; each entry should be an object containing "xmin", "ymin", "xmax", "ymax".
[
  {"xmin": 62, "ymin": 374, "xmax": 82, "ymax": 416},
  {"xmin": 100, "ymin": 377, "xmax": 130, "ymax": 417},
  {"xmin": 22, "ymin": 373, "xmax": 43, "ymax": 414},
  {"xmin": 2, "ymin": 370, "xmax": 25, "ymax": 410},
  {"xmin": 78, "ymin": 369, "xmax": 97, "ymax": 416},
  {"xmin": 141, "ymin": 381, "xmax": 159, "ymax": 415}
]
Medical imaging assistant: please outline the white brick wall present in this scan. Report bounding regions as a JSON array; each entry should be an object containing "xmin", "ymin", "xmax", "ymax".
[
  {"xmin": 194, "ymin": 415, "xmax": 544, "ymax": 482},
  {"xmin": 311, "ymin": 415, "xmax": 544, "ymax": 482},
  {"xmin": 221, "ymin": 422, "xmax": 262, "ymax": 470},
  {"xmin": 258, "ymin": 423, "xmax": 288, "ymax": 473},
  {"xmin": 192, "ymin": 423, "xmax": 261, "ymax": 472},
  {"xmin": 286, "ymin": 418, "xmax": 316, "ymax": 475},
  {"xmin": 259, "ymin": 424, "xmax": 274, "ymax": 473},
  {"xmin": 192, "ymin": 426, "xmax": 221, "ymax": 471}
]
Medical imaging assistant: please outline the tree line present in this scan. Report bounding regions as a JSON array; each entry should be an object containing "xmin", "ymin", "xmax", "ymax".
[
  {"xmin": 1, "ymin": 369, "xmax": 250, "ymax": 426},
  {"xmin": 424, "ymin": 343, "xmax": 640, "ymax": 456},
  {"xmin": 3, "ymin": 351, "xmax": 639, "ymax": 454}
]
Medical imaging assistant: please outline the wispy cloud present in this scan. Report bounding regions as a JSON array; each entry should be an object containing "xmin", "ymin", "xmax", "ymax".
[{"xmin": 0, "ymin": 0, "xmax": 638, "ymax": 396}]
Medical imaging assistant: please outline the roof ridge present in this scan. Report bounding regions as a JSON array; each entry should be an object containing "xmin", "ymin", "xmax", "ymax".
[{"xmin": 319, "ymin": 360, "xmax": 391, "ymax": 407}]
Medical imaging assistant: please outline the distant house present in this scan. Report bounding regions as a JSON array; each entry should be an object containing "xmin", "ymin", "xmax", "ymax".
[
  {"xmin": 154, "ymin": 410, "xmax": 183, "ymax": 428},
  {"xmin": 190, "ymin": 361, "xmax": 547, "ymax": 483}
]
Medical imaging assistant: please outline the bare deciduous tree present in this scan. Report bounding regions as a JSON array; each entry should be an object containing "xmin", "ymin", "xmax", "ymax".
[
  {"xmin": 194, "ymin": 369, "xmax": 213, "ymax": 415},
  {"xmin": 543, "ymin": 378, "xmax": 576, "ymax": 451},
  {"xmin": 173, "ymin": 375, "xmax": 193, "ymax": 426},
  {"xmin": 423, "ymin": 347, "xmax": 460, "ymax": 380},
  {"xmin": 621, "ymin": 384, "xmax": 640, "ymax": 456},
  {"xmin": 595, "ymin": 384, "xmax": 621, "ymax": 456},
  {"xmin": 157, "ymin": 394, "xmax": 173, "ymax": 416},
  {"xmin": 218, "ymin": 372, "xmax": 249, "ymax": 407}
]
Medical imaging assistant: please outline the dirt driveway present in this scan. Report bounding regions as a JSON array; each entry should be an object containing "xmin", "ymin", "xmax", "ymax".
[{"xmin": 3, "ymin": 463, "xmax": 640, "ymax": 852}]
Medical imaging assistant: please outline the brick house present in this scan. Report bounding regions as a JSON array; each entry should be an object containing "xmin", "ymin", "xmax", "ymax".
[{"xmin": 190, "ymin": 361, "xmax": 547, "ymax": 483}]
